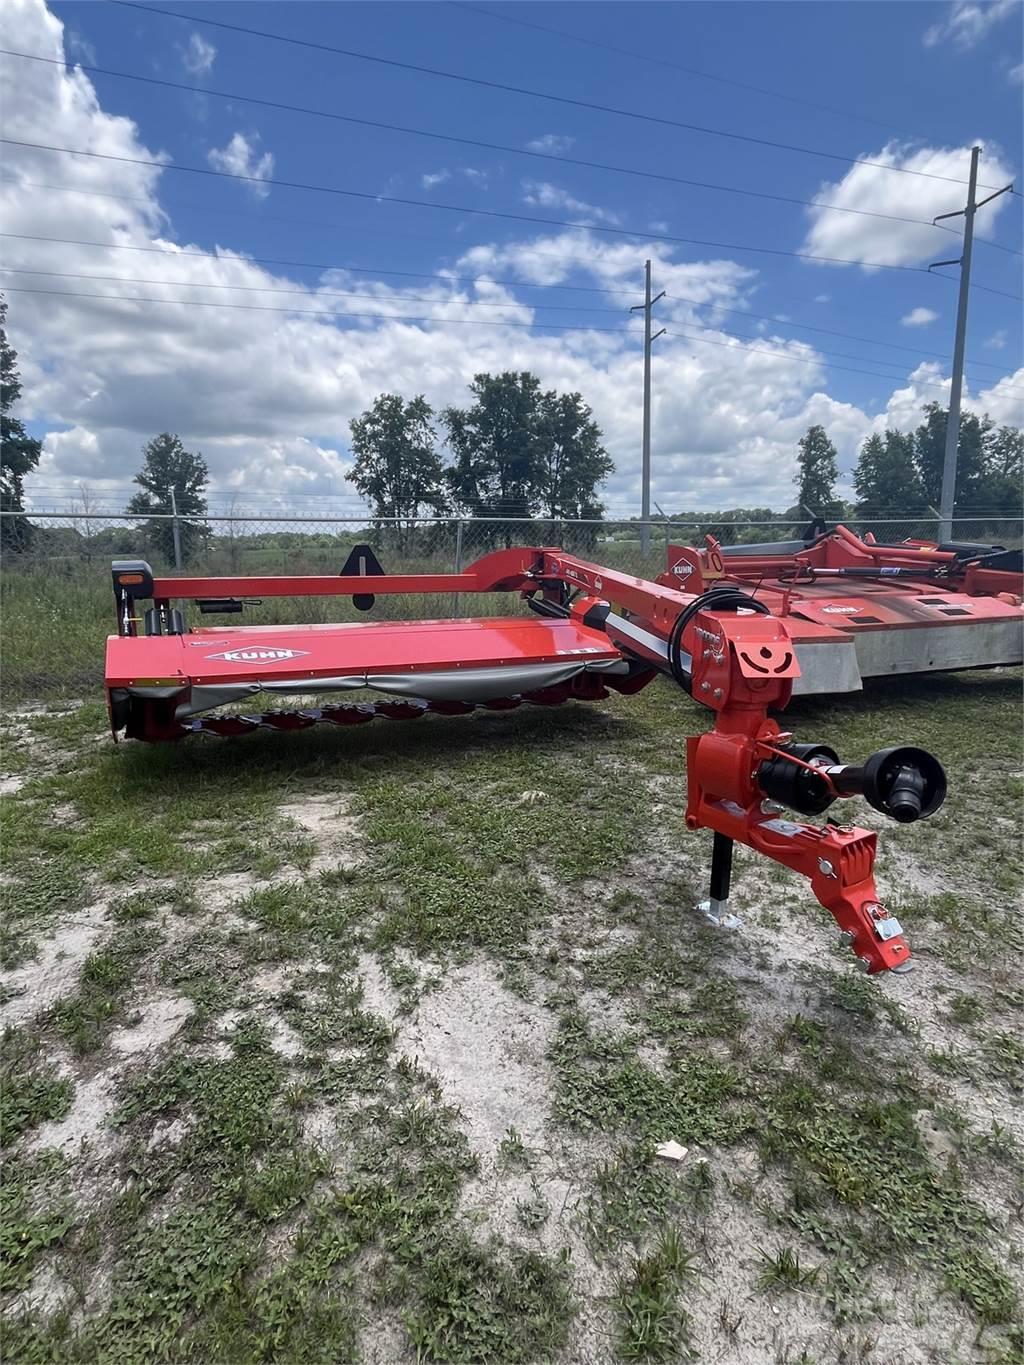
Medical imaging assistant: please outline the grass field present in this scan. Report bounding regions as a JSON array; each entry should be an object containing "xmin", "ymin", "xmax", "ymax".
[{"xmin": 1, "ymin": 663, "xmax": 1022, "ymax": 1364}]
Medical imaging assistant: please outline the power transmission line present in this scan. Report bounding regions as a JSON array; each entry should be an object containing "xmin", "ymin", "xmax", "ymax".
[
  {"xmin": 110, "ymin": 0, "xmax": 1008, "ymax": 191},
  {"xmin": 10, "ymin": 175, "xmax": 793, "ymax": 284},
  {"xmin": 0, "ymin": 226, "xmax": 649, "ymax": 298},
  {"xmin": 6, "ymin": 46, "xmax": 1016, "ymax": 251},
  {"xmin": 664, "ymin": 327, "xmax": 1023, "ymax": 398},
  {"xmin": 664, "ymin": 292, "xmax": 1020, "ymax": 377},
  {"xmin": 9, "ymin": 264, "xmax": 1017, "ymax": 388},
  {"xmin": 4, "ymin": 185, "xmax": 1019, "ymax": 375},
  {"xmin": 10, "ymin": 282, "xmax": 1014, "ymax": 396},
  {"xmin": 4, "ymin": 236, "xmax": 1020, "ymax": 380},
  {"xmin": 0, "ymin": 266, "xmax": 632, "ymax": 316},
  {"xmin": 6, "ymin": 139, "xmax": 1020, "ymax": 297},
  {"xmin": 450, "ymin": 2, "xmax": 959, "ymax": 145},
  {"xmin": 2, "ymin": 283, "xmax": 640, "ymax": 335}
]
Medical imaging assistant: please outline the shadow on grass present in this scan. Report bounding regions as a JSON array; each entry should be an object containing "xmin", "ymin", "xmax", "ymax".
[{"xmin": 110, "ymin": 697, "xmax": 634, "ymax": 797}]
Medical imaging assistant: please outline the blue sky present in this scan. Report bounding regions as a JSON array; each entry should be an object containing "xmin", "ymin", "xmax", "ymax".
[{"xmin": 2, "ymin": 0, "xmax": 1022, "ymax": 513}]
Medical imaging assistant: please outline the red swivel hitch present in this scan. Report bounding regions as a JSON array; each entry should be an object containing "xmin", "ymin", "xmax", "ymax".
[{"xmin": 679, "ymin": 602, "xmax": 946, "ymax": 974}]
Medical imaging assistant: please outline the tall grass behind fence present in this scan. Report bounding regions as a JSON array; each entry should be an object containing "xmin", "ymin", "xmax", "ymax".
[{"xmin": 2, "ymin": 511, "xmax": 1021, "ymax": 704}]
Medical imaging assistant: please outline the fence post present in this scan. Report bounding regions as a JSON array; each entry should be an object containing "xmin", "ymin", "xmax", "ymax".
[
  {"xmin": 168, "ymin": 487, "xmax": 183, "ymax": 570},
  {"xmin": 452, "ymin": 518, "xmax": 464, "ymax": 618}
]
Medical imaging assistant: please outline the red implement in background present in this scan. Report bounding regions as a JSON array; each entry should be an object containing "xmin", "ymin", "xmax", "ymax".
[
  {"xmin": 658, "ymin": 521, "xmax": 1022, "ymax": 694},
  {"xmin": 104, "ymin": 533, "xmax": 958, "ymax": 972}
]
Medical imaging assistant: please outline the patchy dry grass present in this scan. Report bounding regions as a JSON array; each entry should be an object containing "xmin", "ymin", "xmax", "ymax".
[{"xmin": 1, "ymin": 666, "xmax": 1022, "ymax": 1363}]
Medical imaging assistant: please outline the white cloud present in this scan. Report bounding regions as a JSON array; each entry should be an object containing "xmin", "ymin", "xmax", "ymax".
[
  {"xmin": 5, "ymin": 0, "xmax": 1019, "ymax": 520},
  {"xmin": 207, "ymin": 132, "xmax": 274, "ymax": 198},
  {"xmin": 180, "ymin": 31, "xmax": 216, "ymax": 76},
  {"xmin": 882, "ymin": 362, "xmax": 1024, "ymax": 432},
  {"xmin": 801, "ymin": 140, "xmax": 1014, "ymax": 267},
  {"xmin": 901, "ymin": 306, "xmax": 939, "ymax": 327},
  {"xmin": 526, "ymin": 133, "xmax": 575, "ymax": 155},
  {"xmin": 972, "ymin": 369, "xmax": 1024, "ymax": 427},
  {"xmin": 923, "ymin": 0, "xmax": 1017, "ymax": 49},
  {"xmin": 66, "ymin": 29, "xmax": 96, "ymax": 64},
  {"xmin": 422, "ymin": 168, "xmax": 486, "ymax": 191},
  {"xmin": 984, "ymin": 329, "xmax": 1008, "ymax": 349},
  {"xmin": 1008, "ymin": 61, "xmax": 1024, "ymax": 83},
  {"xmin": 814, "ymin": 294, "xmax": 831, "ymax": 304},
  {"xmin": 521, "ymin": 180, "xmax": 620, "ymax": 225}
]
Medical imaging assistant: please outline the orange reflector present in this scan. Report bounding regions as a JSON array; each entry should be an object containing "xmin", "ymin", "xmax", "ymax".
[{"xmin": 118, "ymin": 572, "xmax": 145, "ymax": 584}]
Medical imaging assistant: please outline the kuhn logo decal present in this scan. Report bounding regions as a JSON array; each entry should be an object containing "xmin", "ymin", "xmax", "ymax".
[
  {"xmin": 821, "ymin": 605, "xmax": 858, "ymax": 615},
  {"xmin": 205, "ymin": 647, "xmax": 309, "ymax": 663}
]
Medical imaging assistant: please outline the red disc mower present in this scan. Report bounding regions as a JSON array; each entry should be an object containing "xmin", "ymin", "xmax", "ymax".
[{"xmin": 105, "ymin": 525, "xmax": 1021, "ymax": 974}]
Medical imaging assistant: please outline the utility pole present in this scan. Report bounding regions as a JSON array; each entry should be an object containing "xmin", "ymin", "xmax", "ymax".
[
  {"xmin": 168, "ymin": 485, "xmax": 183, "ymax": 570},
  {"xmin": 929, "ymin": 147, "xmax": 1013, "ymax": 541},
  {"xmin": 631, "ymin": 260, "xmax": 665, "ymax": 558}
]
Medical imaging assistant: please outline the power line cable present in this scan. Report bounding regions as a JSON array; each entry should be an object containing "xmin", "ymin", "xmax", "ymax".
[
  {"xmin": 664, "ymin": 328, "xmax": 1024, "ymax": 397},
  {"xmin": 0, "ymin": 264, "xmax": 630, "ymax": 314},
  {"xmin": 0, "ymin": 283, "xmax": 642, "ymax": 335},
  {"xmin": 7, "ymin": 46, "xmax": 1017, "ymax": 252},
  {"xmin": 0, "ymin": 176, "xmax": 703, "ymax": 284},
  {"xmin": 8, "ymin": 264, "xmax": 1023, "ymax": 389},
  {"xmin": 110, "ymin": 0, "xmax": 1010, "ymax": 191},
  {"xmin": 6, "ymin": 138, "xmax": 1020, "ymax": 298},
  {"xmin": 11, "ymin": 281, "xmax": 1016, "ymax": 396},
  {"xmin": 4, "ymin": 232, "xmax": 1020, "ymax": 376},
  {"xmin": 663, "ymin": 292, "xmax": 1020, "ymax": 376},
  {"xmin": 451, "ymin": 2, "xmax": 940, "ymax": 143},
  {"xmin": 0, "ymin": 229, "xmax": 643, "ymax": 298}
]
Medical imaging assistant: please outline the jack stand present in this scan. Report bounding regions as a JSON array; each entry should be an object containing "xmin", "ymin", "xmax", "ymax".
[{"xmin": 697, "ymin": 832, "xmax": 743, "ymax": 929}]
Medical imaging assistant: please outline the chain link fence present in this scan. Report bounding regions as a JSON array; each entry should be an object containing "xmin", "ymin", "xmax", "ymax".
[
  {"xmin": 2, "ymin": 509, "xmax": 1021, "ymax": 704},
  {"xmin": 5, "ymin": 508, "xmax": 1023, "ymax": 573}
]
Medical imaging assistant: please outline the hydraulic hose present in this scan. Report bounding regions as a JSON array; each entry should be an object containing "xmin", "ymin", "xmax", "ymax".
[{"xmin": 667, "ymin": 587, "xmax": 771, "ymax": 693}]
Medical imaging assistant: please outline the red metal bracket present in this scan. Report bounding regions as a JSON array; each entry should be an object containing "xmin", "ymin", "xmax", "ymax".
[{"xmin": 684, "ymin": 609, "xmax": 913, "ymax": 974}]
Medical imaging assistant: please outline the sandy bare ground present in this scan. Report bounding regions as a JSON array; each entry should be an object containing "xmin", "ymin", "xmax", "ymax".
[{"xmin": 2, "ymin": 681, "xmax": 1021, "ymax": 1364}]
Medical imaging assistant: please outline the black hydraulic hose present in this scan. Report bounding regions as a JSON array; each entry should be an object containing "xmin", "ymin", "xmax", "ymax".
[
  {"xmin": 667, "ymin": 587, "xmax": 771, "ymax": 693},
  {"xmin": 526, "ymin": 594, "xmax": 571, "ymax": 620}
]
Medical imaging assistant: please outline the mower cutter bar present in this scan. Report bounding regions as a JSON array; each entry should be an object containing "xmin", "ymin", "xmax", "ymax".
[{"xmin": 179, "ymin": 680, "xmax": 610, "ymax": 737}]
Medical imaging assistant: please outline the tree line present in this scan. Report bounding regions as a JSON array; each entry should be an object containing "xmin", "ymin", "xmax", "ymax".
[
  {"xmin": 103, "ymin": 372, "xmax": 613, "ymax": 561},
  {"xmin": 2, "ymin": 294, "xmax": 1020, "ymax": 565},
  {"xmin": 796, "ymin": 404, "xmax": 1022, "ymax": 518},
  {"xmin": 348, "ymin": 372, "xmax": 611, "ymax": 526},
  {"xmin": 0, "ymin": 299, "xmax": 42, "ymax": 553}
]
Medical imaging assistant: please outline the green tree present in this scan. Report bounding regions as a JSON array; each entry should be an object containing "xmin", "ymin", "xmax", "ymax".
[
  {"xmin": 535, "ymin": 390, "xmax": 612, "ymax": 520},
  {"xmin": 795, "ymin": 424, "xmax": 841, "ymax": 516},
  {"xmin": 1, "ymin": 298, "xmax": 42, "ymax": 552},
  {"xmin": 913, "ymin": 401, "xmax": 991, "ymax": 510},
  {"xmin": 853, "ymin": 429, "xmax": 924, "ymax": 513},
  {"xmin": 443, "ymin": 372, "xmax": 544, "ymax": 520},
  {"xmin": 348, "ymin": 394, "xmax": 447, "ymax": 539},
  {"xmin": 125, "ymin": 432, "xmax": 209, "ymax": 565},
  {"xmin": 979, "ymin": 425, "xmax": 1023, "ymax": 512}
]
